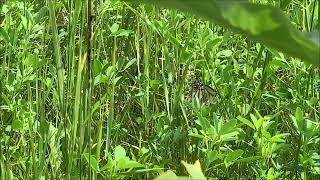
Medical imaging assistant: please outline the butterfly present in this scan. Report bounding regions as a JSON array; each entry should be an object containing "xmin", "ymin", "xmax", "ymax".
[{"xmin": 192, "ymin": 80, "xmax": 217, "ymax": 104}]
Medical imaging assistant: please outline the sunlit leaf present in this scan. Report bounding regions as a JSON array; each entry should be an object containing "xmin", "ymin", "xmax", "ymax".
[
  {"xmin": 181, "ymin": 160, "xmax": 206, "ymax": 180},
  {"xmin": 154, "ymin": 170, "xmax": 178, "ymax": 180},
  {"xmin": 116, "ymin": 159, "xmax": 143, "ymax": 170},
  {"xmin": 250, "ymin": 114, "xmax": 263, "ymax": 130},
  {"xmin": 270, "ymin": 133, "xmax": 289, "ymax": 143},
  {"xmin": 110, "ymin": 23, "xmax": 120, "ymax": 33},
  {"xmin": 114, "ymin": 145, "xmax": 127, "ymax": 162},
  {"xmin": 237, "ymin": 117, "xmax": 255, "ymax": 130}
]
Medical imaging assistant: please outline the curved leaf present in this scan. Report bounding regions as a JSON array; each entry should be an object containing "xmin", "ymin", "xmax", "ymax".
[
  {"xmin": 224, "ymin": 149, "xmax": 244, "ymax": 168},
  {"xmin": 181, "ymin": 160, "xmax": 206, "ymax": 180},
  {"xmin": 124, "ymin": 0, "xmax": 319, "ymax": 66}
]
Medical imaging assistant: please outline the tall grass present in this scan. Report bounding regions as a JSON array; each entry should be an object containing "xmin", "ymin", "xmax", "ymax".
[{"xmin": 0, "ymin": 0, "xmax": 319, "ymax": 179}]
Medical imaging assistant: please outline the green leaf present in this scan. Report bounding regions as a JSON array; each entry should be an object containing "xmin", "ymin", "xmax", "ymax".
[
  {"xmin": 188, "ymin": 133, "xmax": 205, "ymax": 139},
  {"xmin": 219, "ymin": 119, "xmax": 237, "ymax": 135},
  {"xmin": 181, "ymin": 160, "xmax": 206, "ymax": 180},
  {"xmin": 224, "ymin": 149, "xmax": 244, "ymax": 168},
  {"xmin": 0, "ymin": 27, "xmax": 10, "ymax": 43},
  {"xmin": 34, "ymin": 6, "xmax": 48, "ymax": 24},
  {"xmin": 116, "ymin": 159, "xmax": 143, "ymax": 170},
  {"xmin": 220, "ymin": 131, "xmax": 239, "ymax": 142},
  {"xmin": 150, "ymin": 80, "xmax": 161, "ymax": 89},
  {"xmin": 292, "ymin": 107, "xmax": 305, "ymax": 133},
  {"xmin": 270, "ymin": 133, "xmax": 289, "ymax": 143},
  {"xmin": 83, "ymin": 153, "xmax": 100, "ymax": 172},
  {"xmin": 93, "ymin": 59, "xmax": 103, "ymax": 75},
  {"xmin": 262, "ymin": 130, "xmax": 271, "ymax": 140},
  {"xmin": 207, "ymin": 150, "xmax": 218, "ymax": 164},
  {"xmin": 236, "ymin": 156, "xmax": 262, "ymax": 163},
  {"xmin": 196, "ymin": 116, "xmax": 211, "ymax": 133},
  {"xmin": 12, "ymin": 119, "xmax": 24, "ymax": 131},
  {"xmin": 154, "ymin": 170, "xmax": 178, "ymax": 180},
  {"xmin": 94, "ymin": 74, "xmax": 108, "ymax": 86},
  {"xmin": 237, "ymin": 117, "xmax": 255, "ymax": 130},
  {"xmin": 216, "ymin": 50, "xmax": 232, "ymax": 58},
  {"xmin": 250, "ymin": 114, "xmax": 263, "ymax": 130},
  {"xmin": 110, "ymin": 23, "xmax": 132, "ymax": 37},
  {"xmin": 122, "ymin": 58, "xmax": 137, "ymax": 71},
  {"xmin": 124, "ymin": 0, "xmax": 320, "ymax": 66},
  {"xmin": 23, "ymin": 54, "xmax": 48, "ymax": 70},
  {"xmin": 113, "ymin": 29, "xmax": 133, "ymax": 37},
  {"xmin": 110, "ymin": 23, "xmax": 120, "ymax": 34},
  {"xmin": 114, "ymin": 145, "xmax": 127, "ymax": 162}
]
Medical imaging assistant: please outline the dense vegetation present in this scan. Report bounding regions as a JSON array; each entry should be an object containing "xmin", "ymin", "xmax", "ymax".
[{"xmin": 0, "ymin": 0, "xmax": 319, "ymax": 179}]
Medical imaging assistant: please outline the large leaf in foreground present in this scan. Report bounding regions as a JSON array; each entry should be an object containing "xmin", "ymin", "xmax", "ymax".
[{"xmin": 124, "ymin": 0, "xmax": 319, "ymax": 66}]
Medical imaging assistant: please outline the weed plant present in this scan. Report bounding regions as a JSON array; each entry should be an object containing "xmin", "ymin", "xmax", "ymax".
[{"xmin": 0, "ymin": 0, "xmax": 319, "ymax": 179}]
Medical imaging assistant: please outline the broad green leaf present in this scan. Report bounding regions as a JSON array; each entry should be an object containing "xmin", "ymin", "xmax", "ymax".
[
  {"xmin": 216, "ymin": 50, "xmax": 232, "ymax": 58},
  {"xmin": 0, "ymin": 27, "xmax": 10, "ymax": 43},
  {"xmin": 270, "ymin": 133, "xmax": 289, "ymax": 143},
  {"xmin": 207, "ymin": 150, "xmax": 219, "ymax": 164},
  {"xmin": 291, "ymin": 107, "xmax": 305, "ymax": 133},
  {"xmin": 154, "ymin": 170, "xmax": 178, "ymax": 180},
  {"xmin": 114, "ymin": 145, "xmax": 127, "ymax": 162},
  {"xmin": 224, "ymin": 149, "xmax": 244, "ymax": 168},
  {"xmin": 236, "ymin": 156, "xmax": 262, "ymax": 163},
  {"xmin": 220, "ymin": 131, "xmax": 239, "ymax": 142},
  {"xmin": 122, "ymin": 58, "xmax": 137, "ymax": 71},
  {"xmin": 250, "ymin": 114, "xmax": 263, "ymax": 130},
  {"xmin": 34, "ymin": 6, "xmax": 48, "ymax": 24},
  {"xmin": 94, "ymin": 74, "xmax": 108, "ymax": 86},
  {"xmin": 267, "ymin": 167, "xmax": 282, "ymax": 180},
  {"xmin": 113, "ymin": 29, "xmax": 133, "ymax": 37},
  {"xmin": 110, "ymin": 23, "xmax": 120, "ymax": 34},
  {"xmin": 116, "ymin": 159, "xmax": 143, "ymax": 170},
  {"xmin": 124, "ymin": 0, "xmax": 320, "ymax": 66},
  {"xmin": 262, "ymin": 130, "xmax": 271, "ymax": 140},
  {"xmin": 83, "ymin": 153, "xmax": 100, "ymax": 172},
  {"xmin": 188, "ymin": 133, "xmax": 205, "ymax": 139},
  {"xmin": 181, "ymin": 160, "xmax": 206, "ymax": 180},
  {"xmin": 271, "ymin": 143, "xmax": 290, "ymax": 153},
  {"xmin": 93, "ymin": 59, "xmax": 103, "ymax": 75},
  {"xmin": 12, "ymin": 119, "xmax": 24, "ymax": 131},
  {"xmin": 23, "ymin": 54, "xmax": 48, "ymax": 70},
  {"xmin": 150, "ymin": 80, "xmax": 161, "ymax": 89},
  {"xmin": 196, "ymin": 116, "xmax": 211, "ymax": 133},
  {"xmin": 219, "ymin": 119, "xmax": 237, "ymax": 135},
  {"xmin": 110, "ymin": 23, "xmax": 133, "ymax": 37},
  {"xmin": 100, "ymin": 159, "xmax": 114, "ymax": 171},
  {"xmin": 237, "ymin": 117, "xmax": 255, "ymax": 130}
]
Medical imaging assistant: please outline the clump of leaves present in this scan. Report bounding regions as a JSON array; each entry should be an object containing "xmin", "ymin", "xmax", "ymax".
[{"xmin": 155, "ymin": 160, "xmax": 206, "ymax": 180}]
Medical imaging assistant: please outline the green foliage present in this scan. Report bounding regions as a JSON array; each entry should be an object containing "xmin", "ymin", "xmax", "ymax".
[
  {"xmin": 124, "ymin": 0, "xmax": 320, "ymax": 66},
  {"xmin": 0, "ymin": 0, "xmax": 319, "ymax": 179},
  {"xmin": 155, "ymin": 160, "xmax": 206, "ymax": 180}
]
